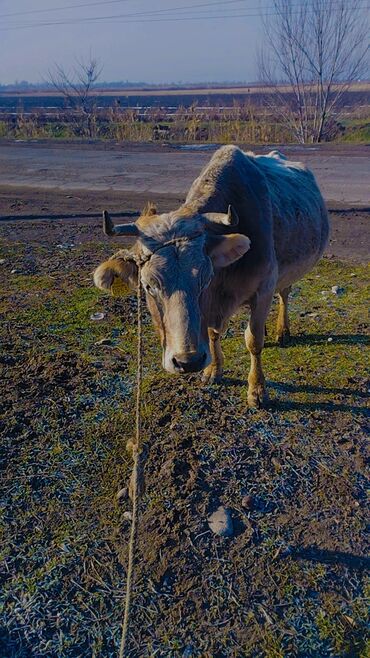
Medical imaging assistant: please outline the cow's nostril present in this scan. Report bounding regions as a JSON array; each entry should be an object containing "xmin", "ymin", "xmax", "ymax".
[
  {"xmin": 172, "ymin": 352, "xmax": 206, "ymax": 373},
  {"xmin": 172, "ymin": 356, "xmax": 184, "ymax": 372}
]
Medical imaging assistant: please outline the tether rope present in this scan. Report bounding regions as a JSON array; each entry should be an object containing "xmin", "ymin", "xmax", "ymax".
[{"xmin": 119, "ymin": 262, "xmax": 143, "ymax": 658}]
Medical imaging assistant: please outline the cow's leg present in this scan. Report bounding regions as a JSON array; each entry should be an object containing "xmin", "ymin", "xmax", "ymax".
[
  {"xmin": 245, "ymin": 292, "xmax": 273, "ymax": 408},
  {"xmin": 276, "ymin": 286, "xmax": 291, "ymax": 346},
  {"xmin": 202, "ymin": 328, "xmax": 224, "ymax": 384}
]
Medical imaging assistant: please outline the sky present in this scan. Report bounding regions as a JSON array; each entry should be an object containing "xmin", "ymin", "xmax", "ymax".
[{"xmin": 0, "ymin": 0, "xmax": 264, "ymax": 84}]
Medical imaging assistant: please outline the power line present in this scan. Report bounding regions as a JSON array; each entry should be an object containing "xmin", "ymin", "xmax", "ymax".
[
  {"xmin": 0, "ymin": 1, "xmax": 367, "ymax": 31},
  {"xmin": 0, "ymin": 0, "xmax": 360, "ymax": 21},
  {"xmin": 0, "ymin": 0, "xmax": 246, "ymax": 20}
]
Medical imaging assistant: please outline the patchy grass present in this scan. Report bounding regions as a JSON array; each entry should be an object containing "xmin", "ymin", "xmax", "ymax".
[
  {"xmin": 0, "ymin": 233, "xmax": 368, "ymax": 658},
  {"xmin": 339, "ymin": 117, "xmax": 370, "ymax": 143}
]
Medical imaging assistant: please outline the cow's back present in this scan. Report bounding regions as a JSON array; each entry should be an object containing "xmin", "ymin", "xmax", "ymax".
[
  {"xmin": 251, "ymin": 150, "xmax": 329, "ymax": 287},
  {"xmin": 184, "ymin": 145, "xmax": 329, "ymax": 292}
]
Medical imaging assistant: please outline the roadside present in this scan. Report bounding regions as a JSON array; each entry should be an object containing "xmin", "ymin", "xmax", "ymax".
[{"xmin": 0, "ymin": 185, "xmax": 368, "ymax": 263}]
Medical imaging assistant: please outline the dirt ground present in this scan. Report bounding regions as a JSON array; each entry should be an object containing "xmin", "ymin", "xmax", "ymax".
[
  {"xmin": 0, "ymin": 182, "xmax": 369, "ymax": 657},
  {"xmin": 0, "ymin": 184, "xmax": 369, "ymax": 263}
]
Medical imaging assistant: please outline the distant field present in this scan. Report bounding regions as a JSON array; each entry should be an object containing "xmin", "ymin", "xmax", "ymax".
[
  {"xmin": 2, "ymin": 80, "xmax": 370, "ymax": 95},
  {"xmin": 0, "ymin": 83, "xmax": 369, "ymax": 112}
]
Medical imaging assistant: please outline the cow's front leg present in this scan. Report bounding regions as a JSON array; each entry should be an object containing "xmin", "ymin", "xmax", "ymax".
[
  {"xmin": 245, "ymin": 292, "xmax": 273, "ymax": 408},
  {"xmin": 202, "ymin": 328, "xmax": 224, "ymax": 384},
  {"xmin": 276, "ymin": 286, "xmax": 291, "ymax": 346}
]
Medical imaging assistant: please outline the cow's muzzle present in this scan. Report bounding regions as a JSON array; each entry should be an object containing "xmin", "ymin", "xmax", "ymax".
[{"xmin": 171, "ymin": 351, "xmax": 207, "ymax": 374}]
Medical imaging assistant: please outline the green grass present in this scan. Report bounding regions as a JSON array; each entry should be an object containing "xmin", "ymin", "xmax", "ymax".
[
  {"xmin": 339, "ymin": 117, "xmax": 370, "ymax": 143},
  {"xmin": 0, "ymin": 248, "xmax": 369, "ymax": 657}
]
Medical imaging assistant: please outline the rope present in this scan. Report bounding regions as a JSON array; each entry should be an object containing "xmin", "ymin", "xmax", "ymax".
[{"xmin": 119, "ymin": 262, "xmax": 143, "ymax": 658}]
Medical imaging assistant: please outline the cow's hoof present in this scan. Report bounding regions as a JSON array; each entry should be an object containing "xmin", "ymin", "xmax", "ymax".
[
  {"xmin": 247, "ymin": 385, "xmax": 269, "ymax": 409},
  {"xmin": 277, "ymin": 328, "xmax": 291, "ymax": 347},
  {"xmin": 201, "ymin": 366, "xmax": 223, "ymax": 385}
]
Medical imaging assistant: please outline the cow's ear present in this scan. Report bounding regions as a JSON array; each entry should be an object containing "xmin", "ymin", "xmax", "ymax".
[
  {"xmin": 207, "ymin": 233, "xmax": 251, "ymax": 268},
  {"xmin": 94, "ymin": 257, "xmax": 138, "ymax": 292}
]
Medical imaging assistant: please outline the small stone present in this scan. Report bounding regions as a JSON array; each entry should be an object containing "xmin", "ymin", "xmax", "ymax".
[
  {"xmin": 350, "ymin": 273, "xmax": 356, "ymax": 277},
  {"xmin": 0, "ymin": 259, "xmax": 5, "ymax": 265},
  {"xmin": 123, "ymin": 511, "xmax": 132, "ymax": 521},
  {"xmin": 116, "ymin": 487, "xmax": 127, "ymax": 501},
  {"xmin": 208, "ymin": 506, "xmax": 233, "ymax": 537},
  {"xmin": 327, "ymin": 337, "xmax": 333, "ymax": 343},
  {"xmin": 241, "ymin": 495, "xmax": 254, "ymax": 510},
  {"xmin": 331, "ymin": 285, "xmax": 344, "ymax": 295},
  {"xmin": 11, "ymin": 269, "xmax": 18, "ymax": 274},
  {"xmin": 90, "ymin": 312, "xmax": 105, "ymax": 321},
  {"xmin": 95, "ymin": 337, "xmax": 113, "ymax": 346},
  {"xmin": 56, "ymin": 242, "xmax": 74, "ymax": 249}
]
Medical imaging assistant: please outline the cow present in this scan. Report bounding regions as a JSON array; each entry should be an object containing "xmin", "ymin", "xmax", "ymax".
[{"xmin": 94, "ymin": 145, "xmax": 329, "ymax": 407}]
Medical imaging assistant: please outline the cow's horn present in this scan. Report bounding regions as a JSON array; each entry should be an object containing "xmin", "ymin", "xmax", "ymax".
[
  {"xmin": 103, "ymin": 210, "xmax": 139, "ymax": 237},
  {"xmin": 204, "ymin": 205, "xmax": 239, "ymax": 229}
]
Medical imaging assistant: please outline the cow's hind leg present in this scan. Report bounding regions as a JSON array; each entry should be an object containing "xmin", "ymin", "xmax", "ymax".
[
  {"xmin": 202, "ymin": 328, "xmax": 224, "ymax": 384},
  {"xmin": 276, "ymin": 286, "xmax": 291, "ymax": 347},
  {"xmin": 245, "ymin": 291, "xmax": 273, "ymax": 408}
]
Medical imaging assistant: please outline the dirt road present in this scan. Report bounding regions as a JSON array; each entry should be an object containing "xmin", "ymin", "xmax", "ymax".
[
  {"xmin": 0, "ymin": 140, "xmax": 369, "ymax": 263},
  {"xmin": 0, "ymin": 141, "xmax": 369, "ymax": 205}
]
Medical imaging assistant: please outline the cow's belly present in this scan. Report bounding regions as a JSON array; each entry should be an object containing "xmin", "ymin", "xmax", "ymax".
[
  {"xmin": 274, "ymin": 211, "xmax": 329, "ymax": 291},
  {"xmin": 276, "ymin": 249, "xmax": 323, "ymax": 291}
]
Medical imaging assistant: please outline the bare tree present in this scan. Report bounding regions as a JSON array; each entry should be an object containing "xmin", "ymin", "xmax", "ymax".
[
  {"xmin": 48, "ymin": 55, "xmax": 102, "ymax": 137},
  {"xmin": 258, "ymin": 0, "xmax": 369, "ymax": 143}
]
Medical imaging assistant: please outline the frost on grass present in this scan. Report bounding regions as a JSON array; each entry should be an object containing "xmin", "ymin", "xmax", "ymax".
[{"xmin": 0, "ymin": 238, "xmax": 369, "ymax": 658}]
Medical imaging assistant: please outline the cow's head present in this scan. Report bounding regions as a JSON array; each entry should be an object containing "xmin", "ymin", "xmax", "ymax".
[{"xmin": 94, "ymin": 204, "xmax": 250, "ymax": 374}]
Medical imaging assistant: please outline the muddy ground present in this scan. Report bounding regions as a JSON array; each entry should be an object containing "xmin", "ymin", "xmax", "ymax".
[{"xmin": 0, "ymin": 185, "xmax": 369, "ymax": 658}]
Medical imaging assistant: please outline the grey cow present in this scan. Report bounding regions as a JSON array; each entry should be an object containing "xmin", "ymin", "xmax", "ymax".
[{"xmin": 94, "ymin": 145, "xmax": 329, "ymax": 407}]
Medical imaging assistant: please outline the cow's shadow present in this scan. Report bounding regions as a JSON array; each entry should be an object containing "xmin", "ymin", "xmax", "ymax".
[
  {"xmin": 220, "ymin": 330, "xmax": 369, "ymax": 414},
  {"xmin": 222, "ymin": 379, "xmax": 368, "ymax": 417},
  {"xmin": 283, "ymin": 545, "xmax": 370, "ymax": 571},
  {"xmin": 271, "ymin": 380, "xmax": 368, "ymax": 398},
  {"xmin": 0, "ymin": 630, "xmax": 30, "ymax": 658},
  {"xmin": 269, "ymin": 380, "xmax": 369, "ymax": 416},
  {"xmin": 281, "ymin": 333, "xmax": 368, "ymax": 347},
  {"xmin": 220, "ymin": 379, "xmax": 369, "ymax": 415},
  {"xmin": 264, "ymin": 332, "xmax": 369, "ymax": 348},
  {"xmin": 269, "ymin": 397, "xmax": 368, "ymax": 416}
]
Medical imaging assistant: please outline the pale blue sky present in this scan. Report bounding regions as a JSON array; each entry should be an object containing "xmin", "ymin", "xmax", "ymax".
[{"xmin": 0, "ymin": 0, "xmax": 264, "ymax": 84}]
